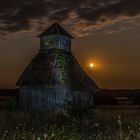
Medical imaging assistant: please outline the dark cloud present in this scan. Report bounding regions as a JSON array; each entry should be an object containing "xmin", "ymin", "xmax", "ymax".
[
  {"xmin": 77, "ymin": 0, "xmax": 140, "ymax": 22},
  {"xmin": 0, "ymin": 0, "xmax": 140, "ymax": 35}
]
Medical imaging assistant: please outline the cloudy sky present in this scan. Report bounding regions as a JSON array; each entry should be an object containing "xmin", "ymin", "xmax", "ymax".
[{"xmin": 0, "ymin": 0, "xmax": 140, "ymax": 89}]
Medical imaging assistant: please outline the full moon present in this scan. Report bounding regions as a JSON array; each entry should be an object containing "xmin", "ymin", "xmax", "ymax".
[{"xmin": 89, "ymin": 63, "xmax": 95, "ymax": 68}]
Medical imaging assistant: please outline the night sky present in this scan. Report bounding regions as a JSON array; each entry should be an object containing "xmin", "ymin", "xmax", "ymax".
[{"xmin": 0, "ymin": 0, "xmax": 140, "ymax": 89}]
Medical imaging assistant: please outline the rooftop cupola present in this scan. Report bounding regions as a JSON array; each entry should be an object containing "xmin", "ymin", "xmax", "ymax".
[{"xmin": 38, "ymin": 23, "xmax": 74, "ymax": 53}]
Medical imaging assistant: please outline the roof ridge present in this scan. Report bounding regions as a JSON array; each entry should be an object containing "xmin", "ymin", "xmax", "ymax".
[{"xmin": 38, "ymin": 23, "xmax": 74, "ymax": 39}]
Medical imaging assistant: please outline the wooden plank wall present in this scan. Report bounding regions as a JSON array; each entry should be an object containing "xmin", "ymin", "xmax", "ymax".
[
  {"xmin": 19, "ymin": 85, "xmax": 93, "ymax": 111},
  {"xmin": 20, "ymin": 85, "xmax": 72, "ymax": 111}
]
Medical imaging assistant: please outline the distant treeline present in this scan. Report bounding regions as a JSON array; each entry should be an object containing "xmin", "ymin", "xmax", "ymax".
[
  {"xmin": 95, "ymin": 89, "xmax": 140, "ymax": 105},
  {"xmin": 0, "ymin": 89, "xmax": 19, "ymax": 96},
  {"xmin": 0, "ymin": 89, "xmax": 140, "ymax": 105},
  {"xmin": 98, "ymin": 89, "xmax": 140, "ymax": 96},
  {"xmin": 1, "ymin": 88, "xmax": 140, "ymax": 95}
]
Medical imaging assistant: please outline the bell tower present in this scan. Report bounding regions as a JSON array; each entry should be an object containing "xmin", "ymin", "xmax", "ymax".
[{"xmin": 38, "ymin": 23, "xmax": 74, "ymax": 53}]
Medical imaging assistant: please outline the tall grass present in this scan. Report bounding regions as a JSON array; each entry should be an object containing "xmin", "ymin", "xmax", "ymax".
[{"xmin": 0, "ymin": 108, "xmax": 140, "ymax": 139}]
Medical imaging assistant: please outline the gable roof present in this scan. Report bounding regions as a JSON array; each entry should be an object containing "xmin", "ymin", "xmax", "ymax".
[{"xmin": 38, "ymin": 23, "xmax": 74, "ymax": 39}]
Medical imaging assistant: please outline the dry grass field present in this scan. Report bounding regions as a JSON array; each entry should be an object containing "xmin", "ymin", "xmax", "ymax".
[{"xmin": 0, "ymin": 106, "xmax": 140, "ymax": 140}]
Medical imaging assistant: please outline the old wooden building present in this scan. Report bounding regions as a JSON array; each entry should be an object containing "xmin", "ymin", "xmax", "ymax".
[{"xmin": 17, "ymin": 23, "xmax": 99, "ymax": 111}]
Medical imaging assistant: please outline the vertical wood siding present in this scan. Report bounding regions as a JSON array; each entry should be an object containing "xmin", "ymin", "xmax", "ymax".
[
  {"xmin": 19, "ymin": 85, "xmax": 73, "ymax": 111},
  {"xmin": 40, "ymin": 35, "xmax": 71, "ymax": 53},
  {"xmin": 20, "ymin": 85, "xmax": 93, "ymax": 111}
]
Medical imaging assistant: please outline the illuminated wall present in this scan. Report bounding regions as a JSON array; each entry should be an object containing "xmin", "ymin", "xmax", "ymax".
[{"xmin": 40, "ymin": 34, "xmax": 71, "ymax": 52}]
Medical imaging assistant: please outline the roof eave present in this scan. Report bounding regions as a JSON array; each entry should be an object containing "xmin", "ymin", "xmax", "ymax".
[{"xmin": 38, "ymin": 33, "xmax": 74, "ymax": 39}]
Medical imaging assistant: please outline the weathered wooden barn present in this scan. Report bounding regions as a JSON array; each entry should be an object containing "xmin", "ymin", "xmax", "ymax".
[{"xmin": 17, "ymin": 23, "xmax": 99, "ymax": 111}]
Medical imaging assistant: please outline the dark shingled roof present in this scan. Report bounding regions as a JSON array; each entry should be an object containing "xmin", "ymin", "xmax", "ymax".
[
  {"xmin": 17, "ymin": 49, "xmax": 99, "ymax": 94},
  {"xmin": 38, "ymin": 23, "xmax": 74, "ymax": 39}
]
